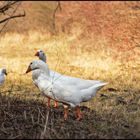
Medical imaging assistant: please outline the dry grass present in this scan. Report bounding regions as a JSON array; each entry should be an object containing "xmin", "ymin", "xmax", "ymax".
[
  {"xmin": 0, "ymin": 30, "xmax": 140, "ymax": 139},
  {"xmin": 0, "ymin": 1, "xmax": 140, "ymax": 139}
]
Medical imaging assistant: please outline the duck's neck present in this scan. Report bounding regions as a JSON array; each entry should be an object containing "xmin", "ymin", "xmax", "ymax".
[
  {"xmin": 32, "ymin": 69, "xmax": 42, "ymax": 81},
  {"xmin": 0, "ymin": 70, "xmax": 3, "ymax": 76},
  {"xmin": 39, "ymin": 54, "xmax": 46, "ymax": 63}
]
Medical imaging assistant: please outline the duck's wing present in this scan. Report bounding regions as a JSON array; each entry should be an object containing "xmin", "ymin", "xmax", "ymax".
[{"xmin": 50, "ymin": 70, "xmax": 104, "ymax": 90}]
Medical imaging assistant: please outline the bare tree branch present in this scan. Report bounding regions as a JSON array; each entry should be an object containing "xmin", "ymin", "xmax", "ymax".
[
  {"xmin": 0, "ymin": 1, "xmax": 25, "ymax": 34},
  {"xmin": 0, "ymin": 10, "xmax": 25, "ymax": 24},
  {"xmin": 52, "ymin": 1, "xmax": 62, "ymax": 33},
  {"xmin": 0, "ymin": 1, "xmax": 19, "ymax": 14},
  {"xmin": 58, "ymin": 1, "xmax": 62, "ymax": 11}
]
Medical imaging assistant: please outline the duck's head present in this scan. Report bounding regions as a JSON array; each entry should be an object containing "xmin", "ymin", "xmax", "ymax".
[
  {"xmin": 0, "ymin": 68, "xmax": 7, "ymax": 76},
  {"xmin": 25, "ymin": 60, "xmax": 50, "ymax": 75},
  {"xmin": 35, "ymin": 50, "xmax": 46, "ymax": 63}
]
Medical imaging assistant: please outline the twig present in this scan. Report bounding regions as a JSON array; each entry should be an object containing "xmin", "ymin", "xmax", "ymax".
[
  {"xmin": 0, "ymin": 1, "xmax": 19, "ymax": 14},
  {"xmin": 31, "ymin": 114, "xmax": 35, "ymax": 125},
  {"xmin": 40, "ymin": 111, "xmax": 50, "ymax": 139},
  {"xmin": 37, "ymin": 106, "xmax": 45, "ymax": 119},
  {"xmin": 0, "ymin": 11, "xmax": 25, "ymax": 24},
  {"xmin": 52, "ymin": 1, "xmax": 62, "ymax": 32},
  {"xmin": 0, "ymin": 1, "xmax": 25, "ymax": 35}
]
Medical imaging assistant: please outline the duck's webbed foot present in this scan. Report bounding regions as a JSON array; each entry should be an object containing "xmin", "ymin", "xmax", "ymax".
[{"xmin": 75, "ymin": 106, "xmax": 82, "ymax": 121}]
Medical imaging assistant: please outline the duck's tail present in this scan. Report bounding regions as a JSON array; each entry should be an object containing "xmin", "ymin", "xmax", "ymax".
[
  {"xmin": 93, "ymin": 82, "xmax": 108, "ymax": 91},
  {"xmin": 81, "ymin": 81, "xmax": 108, "ymax": 101}
]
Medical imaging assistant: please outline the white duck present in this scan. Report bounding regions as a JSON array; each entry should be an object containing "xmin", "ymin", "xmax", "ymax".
[
  {"xmin": 35, "ymin": 49, "xmax": 103, "ymax": 108},
  {"xmin": 26, "ymin": 60, "xmax": 108, "ymax": 120},
  {"xmin": 0, "ymin": 68, "xmax": 7, "ymax": 86}
]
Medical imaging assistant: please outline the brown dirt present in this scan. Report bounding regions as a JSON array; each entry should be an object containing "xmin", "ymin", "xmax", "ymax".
[{"xmin": 0, "ymin": 91, "xmax": 139, "ymax": 139}]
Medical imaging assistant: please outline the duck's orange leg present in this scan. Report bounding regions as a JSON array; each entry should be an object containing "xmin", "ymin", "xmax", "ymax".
[
  {"xmin": 76, "ymin": 106, "xmax": 82, "ymax": 121},
  {"xmin": 54, "ymin": 101, "xmax": 58, "ymax": 108},
  {"xmin": 64, "ymin": 105, "xmax": 69, "ymax": 120}
]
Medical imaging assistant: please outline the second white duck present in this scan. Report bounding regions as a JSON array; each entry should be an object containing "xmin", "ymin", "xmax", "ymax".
[{"xmin": 35, "ymin": 49, "xmax": 102, "ymax": 89}]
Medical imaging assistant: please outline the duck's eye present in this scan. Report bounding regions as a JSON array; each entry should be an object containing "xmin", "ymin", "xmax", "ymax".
[{"xmin": 30, "ymin": 62, "xmax": 33, "ymax": 65}]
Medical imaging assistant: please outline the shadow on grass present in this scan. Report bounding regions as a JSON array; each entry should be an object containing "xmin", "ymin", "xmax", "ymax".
[{"xmin": 0, "ymin": 92, "xmax": 139, "ymax": 139}]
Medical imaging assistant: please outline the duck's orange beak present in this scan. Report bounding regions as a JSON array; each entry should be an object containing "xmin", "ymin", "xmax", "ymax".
[
  {"xmin": 35, "ymin": 51, "xmax": 39, "ymax": 56},
  {"xmin": 25, "ymin": 66, "xmax": 32, "ymax": 74}
]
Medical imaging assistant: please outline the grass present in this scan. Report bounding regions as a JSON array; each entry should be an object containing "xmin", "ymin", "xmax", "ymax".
[
  {"xmin": 0, "ymin": 1, "xmax": 140, "ymax": 139},
  {"xmin": 0, "ymin": 30, "xmax": 139, "ymax": 139}
]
